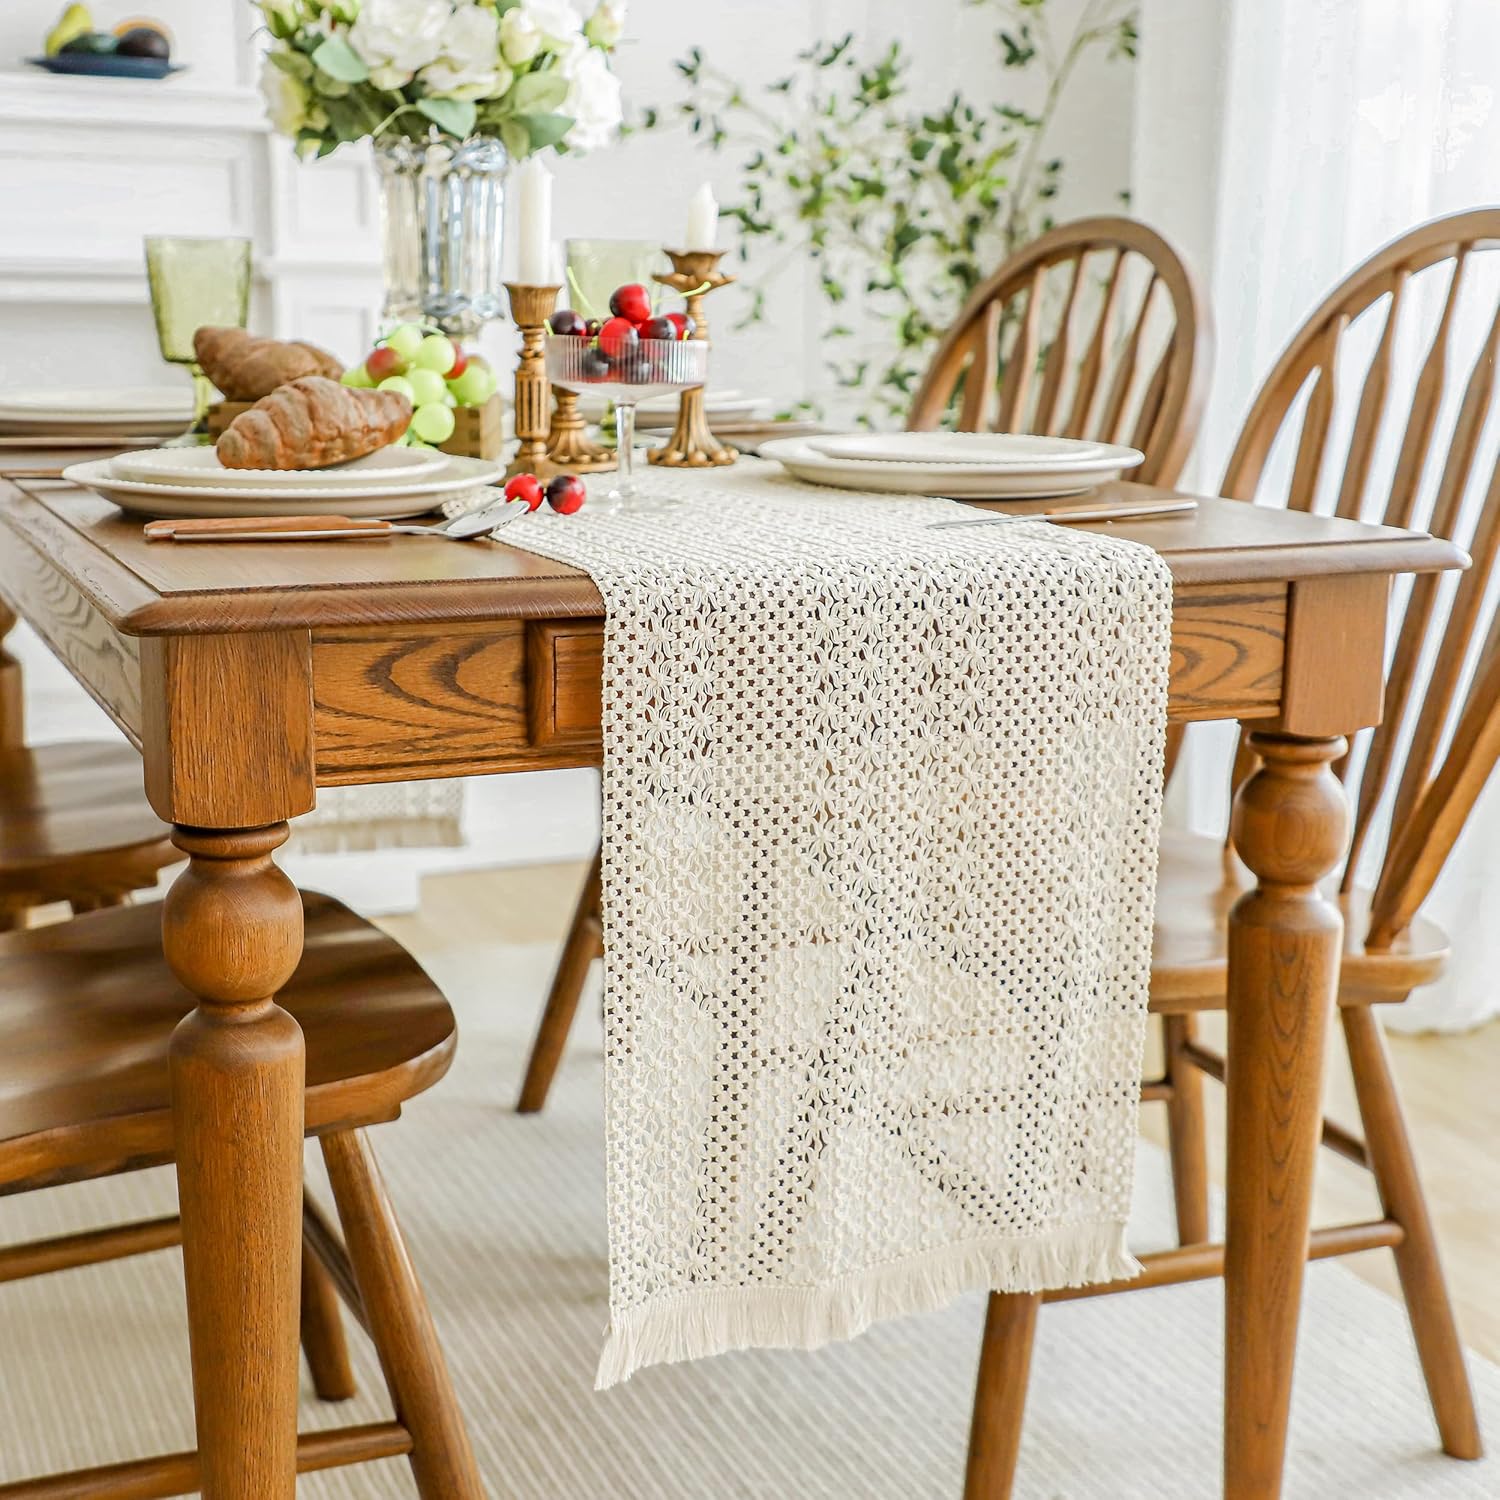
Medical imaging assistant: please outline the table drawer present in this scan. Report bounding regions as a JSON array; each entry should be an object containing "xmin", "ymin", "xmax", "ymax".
[{"xmin": 528, "ymin": 620, "xmax": 604, "ymax": 750}]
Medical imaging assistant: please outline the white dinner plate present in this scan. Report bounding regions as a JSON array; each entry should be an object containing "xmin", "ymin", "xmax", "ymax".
[
  {"xmin": 757, "ymin": 437, "xmax": 1141, "ymax": 498},
  {"xmin": 63, "ymin": 454, "xmax": 504, "ymax": 519},
  {"xmin": 0, "ymin": 387, "xmax": 195, "ymax": 435},
  {"xmin": 111, "ymin": 444, "xmax": 449, "ymax": 489},
  {"xmin": 807, "ymin": 432, "xmax": 1124, "ymax": 467}
]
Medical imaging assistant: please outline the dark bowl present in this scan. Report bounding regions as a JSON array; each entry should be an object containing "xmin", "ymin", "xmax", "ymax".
[{"xmin": 27, "ymin": 53, "xmax": 184, "ymax": 80}]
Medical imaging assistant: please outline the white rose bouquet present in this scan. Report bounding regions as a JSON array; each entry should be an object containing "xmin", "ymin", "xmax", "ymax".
[{"xmin": 257, "ymin": 0, "xmax": 625, "ymax": 159}]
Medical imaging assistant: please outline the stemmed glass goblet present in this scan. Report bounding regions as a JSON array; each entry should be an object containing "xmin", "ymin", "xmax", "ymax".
[{"xmin": 143, "ymin": 236, "xmax": 252, "ymax": 444}]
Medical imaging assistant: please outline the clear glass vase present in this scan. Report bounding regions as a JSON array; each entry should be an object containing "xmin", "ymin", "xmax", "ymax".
[{"xmin": 374, "ymin": 133, "xmax": 509, "ymax": 337}]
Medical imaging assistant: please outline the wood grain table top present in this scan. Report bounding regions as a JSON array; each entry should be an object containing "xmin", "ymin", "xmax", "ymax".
[{"xmin": 0, "ymin": 477, "xmax": 1468, "ymax": 638}]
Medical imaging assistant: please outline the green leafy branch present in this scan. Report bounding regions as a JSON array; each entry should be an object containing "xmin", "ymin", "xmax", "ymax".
[{"xmin": 651, "ymin": 0, "xmax": 1137, "ymax": 421}]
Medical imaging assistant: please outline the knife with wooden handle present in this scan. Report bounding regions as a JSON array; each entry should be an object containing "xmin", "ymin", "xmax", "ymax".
[{"xmin": 144, "ymin": 515, "xmax": 394, "ymax": 540}]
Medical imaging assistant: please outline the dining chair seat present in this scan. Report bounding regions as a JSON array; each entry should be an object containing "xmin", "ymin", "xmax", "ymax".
[
  {"xmin": 0, "ymin": 739, "xmax": 177, "ymax": 914},
  {"xmin": 0, "ymin": 891, "xmax": 455, "ymax": 1195},
  {"xmin": 0, "ymin": 891, "xmax": 483, "ymax": 1496},
  {"xmin": 1148, "ymin": 830, "xmax": 1449, "ymax": 1010}
]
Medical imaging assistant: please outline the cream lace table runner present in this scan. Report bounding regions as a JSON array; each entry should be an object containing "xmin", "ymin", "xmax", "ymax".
[{"xmin": 508, "ymin": 464, "xmax": 1172, "ymax": 1387}]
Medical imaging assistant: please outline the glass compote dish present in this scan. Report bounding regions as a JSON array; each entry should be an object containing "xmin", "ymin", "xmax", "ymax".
[{"xmin": 546, "ymin": 335, "xmax": 708, "ymax": 514}]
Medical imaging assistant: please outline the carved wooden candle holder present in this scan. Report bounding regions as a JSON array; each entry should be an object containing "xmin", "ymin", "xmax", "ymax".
[
  {"xmin": 545, "ymin": 386, "xmax": 614, "ymax": 474},
  {"xmin": 504, "ymin": 282, "xmax": 561, "ymax": 478},
  {"xmin": 648, "ymin": 249, "xmax": 736, "ymax": 468}
]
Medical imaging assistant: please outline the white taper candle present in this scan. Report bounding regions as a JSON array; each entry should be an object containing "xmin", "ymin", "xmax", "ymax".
[
  {"xmin": 684, "ymin": 182, "xmax": 719, "ymax": 251},
  {"xmin": 516, "ymin": 156, "xmax": 554, "ymax": 285}
]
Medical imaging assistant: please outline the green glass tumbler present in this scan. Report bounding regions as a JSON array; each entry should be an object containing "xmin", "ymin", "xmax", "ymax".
[{"xmin": 144, "ymin": 235, "xmax": 252, "ymax": 441}]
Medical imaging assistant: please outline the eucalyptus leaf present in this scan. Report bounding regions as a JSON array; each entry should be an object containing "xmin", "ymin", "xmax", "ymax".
[
  {"xmin": 311, "ymin": 34, "xmax": 368, "ymax": 85},
  {"xmin": 509, "ymin": 70, "xmax": 570, "ymax": 114},
  {"xmin": 499, "ymin": 118, "xmax": 530, "ymax": 159},
  {"xmin": 516, "ymin": 111, "xmax": 574, "ymax": 151},
  {"xmin": 416, "ymin": 96, "xmax": 478, "ymax": 139}
]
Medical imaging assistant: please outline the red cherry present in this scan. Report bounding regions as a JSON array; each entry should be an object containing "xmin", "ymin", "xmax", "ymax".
[
  {"xmin": 608, "ymin": 283, "xmax": 653, "ymax": 322},
  {"xmin": 598, "ymin": 316, "xmax": 639, "ymax": 360},
  {"xmin": 549, "ymin": 308, "xmax": 588, "ymax": 337},
  {"xmin": 504, "ymin": 473, "xmax": 545, "ymax": 511},
  {"xmin": 664, "ymin": 311, "xmax": 695, "ymax": 340},
  {"xmin": 366, "ymin": 345, "xmax": 404, "ymax": 381},
  {"xmin": 546, "ymin": 474, "xmax": 587, "ymax": 514},
  {"xmin": 447, "ymin": 346, "xmax": 469, "ymax": 378},
  {"xmin": 639, "ymin": 316, "xmax": 676, "ymax": 342},
  {"xmin": 585, "ymin": 318, "xmax": 603, "ymax": 337}
]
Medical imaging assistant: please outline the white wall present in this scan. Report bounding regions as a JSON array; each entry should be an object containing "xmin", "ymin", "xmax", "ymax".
[{"xmin": 0, "ymin": 0, "xmax": 1135, "ymax": 405}]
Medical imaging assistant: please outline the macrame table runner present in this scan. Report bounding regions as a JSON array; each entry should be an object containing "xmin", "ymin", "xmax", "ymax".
[{"xmin": 508, "ymin": 463, "xmax": 1172, "ymax": 1388}]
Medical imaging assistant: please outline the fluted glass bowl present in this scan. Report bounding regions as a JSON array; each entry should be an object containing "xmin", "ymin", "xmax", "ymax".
[{"xmin": 546, "ymin": 336, "xmax": 709, "ymax": 513}]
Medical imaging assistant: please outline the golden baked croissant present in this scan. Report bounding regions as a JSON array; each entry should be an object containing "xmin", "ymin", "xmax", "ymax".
[
  {"xmin": 194, "ymin": 326, "xmax": 344, "ymax": 402},
  {"xmin": 215, "ymin": 377, "xmax": 412, "ymax": 470}
]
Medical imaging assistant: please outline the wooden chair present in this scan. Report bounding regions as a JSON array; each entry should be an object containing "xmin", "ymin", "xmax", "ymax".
[
  {"xmin": 969, "ymin": 208, "xmax": 1500, "ymax": 1495},
  {"xmin": 516, "ymin": 216, "xmax": 1212, "ymax": 1114},
  {"xmin": 0, "ymin": 888, "xmax": 484, "ymax": 1497},
  {"xmin": 0, "ymin": 610, "xmax": 365, "ymax": 1421},
  {"xmin": 0, "ymin": 606, "xmax": 178, "ymax": 922}
]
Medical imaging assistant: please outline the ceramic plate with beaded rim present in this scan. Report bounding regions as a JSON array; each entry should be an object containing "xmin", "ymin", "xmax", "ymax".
[{"xmin": 111, "ymin": 444, "xmax": 449, "ymax": 489}]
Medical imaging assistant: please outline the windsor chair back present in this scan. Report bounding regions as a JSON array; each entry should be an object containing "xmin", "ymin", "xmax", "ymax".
[
  {"xmin": 907, "ymin": 215, "xmax": 1211, "ymax": 486},
  {"xmin": 1216, "ymin": 207, "xmax": 1500, "ymax": 943}
]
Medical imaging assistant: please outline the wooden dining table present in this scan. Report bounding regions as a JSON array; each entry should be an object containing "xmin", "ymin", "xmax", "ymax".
[{"xmin": 0, "ymin": 463, "xmax": 1467, "ymax": 1500}]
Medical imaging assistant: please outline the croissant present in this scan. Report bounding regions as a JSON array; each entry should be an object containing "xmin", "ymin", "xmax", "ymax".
[
  {"xmin": 194, "ymin": 326, "xmax": 344, "ymax": 402},
  {"xmin": 215, "ymin": 377, "xmax": 412, "ymax": 470}
]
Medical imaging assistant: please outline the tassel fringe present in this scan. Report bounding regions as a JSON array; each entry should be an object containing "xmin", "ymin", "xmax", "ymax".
[{"xmin": 596, "ymin": 1221, "xmax": 1136, "ymax": 1389}]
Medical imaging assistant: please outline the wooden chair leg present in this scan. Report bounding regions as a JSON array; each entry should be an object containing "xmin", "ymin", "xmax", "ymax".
[
  {"xmin": 517, "ymin": 849, "xmax": 602, "ymax": 1114},
  {"xmin": 964, "ymin": 1291, "xmax": 1040, "ymax": 1500},
  {"xmin": 300, "ymin": 1225, "xmax": 357, "ymax": 1402},
  {"xmin": 321, "ymin": 1129, "xmax": 485, "ymax": 1500},
  {"xmin": 1342, "ymin": 1005, "xmax": 1482, "ymax": 1459},
  {"xmin": 1162, "ymin": 1013, "xmax": 1211, "ymax": 1244}
]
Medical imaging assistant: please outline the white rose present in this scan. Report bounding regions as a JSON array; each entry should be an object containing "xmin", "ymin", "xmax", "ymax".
[
  {"xmin": 584, "ymin": 0, "xmax": 624, "ymax": 48},
  {"xmin": 522, "ymin": 0, "xmax": 584, "ymax": 48},
  {"xmin": 349, "ymin": 0, "xmax": 450, "ymax": 90},
  {"xmin": 422, "ymin": 4, "xmax": 510, "ymax": 99},
  {"xmin": 499, "ymin": 8, "xmax": 540, "ymax": 64},
  {"xmin": 561, "ymin": 40, "xmax": 621, "ymax": 151},
  {"xmin": 260, "ymin": 52, "xmax": 311, "ymax": 136}
]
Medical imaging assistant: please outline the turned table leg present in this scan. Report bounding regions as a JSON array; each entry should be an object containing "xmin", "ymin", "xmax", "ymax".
[
  {"xmin": 1223, "ymin": 732, "xmax": 1348, "ymax": 1499},
  {"xmin": 163, "ymin": 824, "xmax": 306, "ymax": 1500}
]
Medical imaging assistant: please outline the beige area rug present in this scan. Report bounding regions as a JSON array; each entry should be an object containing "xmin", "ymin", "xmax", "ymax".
[{"xmin": 0, "ymin": 863, "xmax": 1495, "ymax": 1498}]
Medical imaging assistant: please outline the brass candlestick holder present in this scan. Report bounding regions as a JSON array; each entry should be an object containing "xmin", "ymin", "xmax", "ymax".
[
  {"xmin": 545, "ymin": 386, "xmax": 615, "ymax": 473},
  {"xmin": 504, "ymin": 282, "xmax": 561, "ymax": 478},
  {"xmin": 648, "ymin": 249, "xmax": 737, "ymax": 467}
]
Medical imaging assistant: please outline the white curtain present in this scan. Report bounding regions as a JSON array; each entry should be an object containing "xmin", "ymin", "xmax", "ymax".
[{"xmin": 1134, "ymin": 0, "xmax": 1500, "ymax": 1031}]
